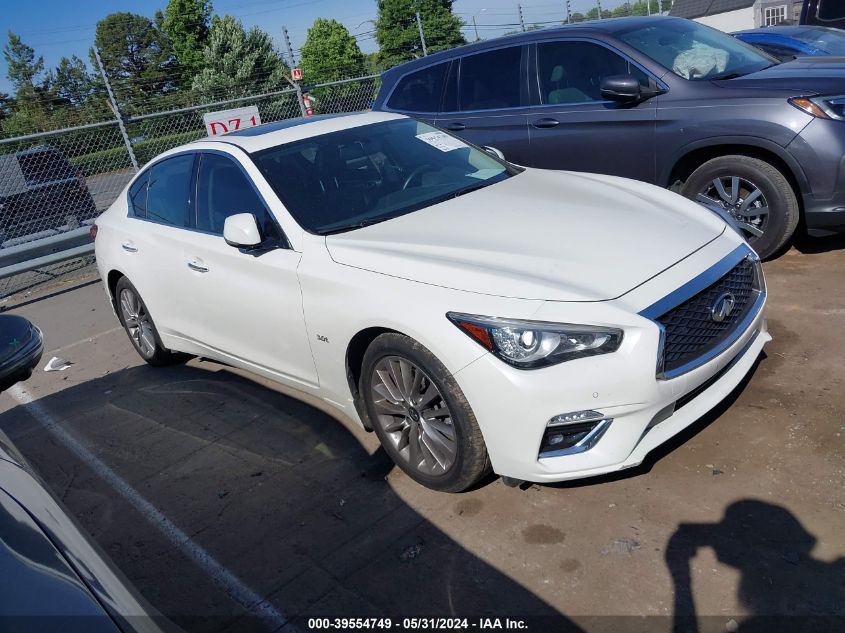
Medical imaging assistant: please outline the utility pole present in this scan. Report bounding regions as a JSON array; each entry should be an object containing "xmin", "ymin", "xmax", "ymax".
[
  {"xmin": 566, "ymin": 0, "xmax": 571, "ymax": 23},
  {"xmin": 596, "ymin": 0, "xmax": 603, "ymax": 19},
  {"xmin": 282, "ymin": 26, "xmax": 308, "ymax": 117},
  {"xmin": 472, "ymin": 15, "xmax": 480, "ymax": 41},
  {"xmin": 647, "ymin": 0, "xmax": 651, "ymax": 15},
  {"xmin": 93, "ymin": 47, "xmax": 139, "ymax": 172},
  {"xmin": 658, "ymin": 0, "xmax": 663, "ymax": 14},
  {"xmin": 415, "ymin": 12, "xmax": 428, "ymax": 56},
  {"xmin": 518, "ymin": 3, "xmax": 526, "ymax": 31}
]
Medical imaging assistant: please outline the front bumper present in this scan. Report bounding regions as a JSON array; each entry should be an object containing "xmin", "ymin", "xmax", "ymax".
[{"xmin": 453, "ymin": 246, "xmax": 769, "ymax": 483}]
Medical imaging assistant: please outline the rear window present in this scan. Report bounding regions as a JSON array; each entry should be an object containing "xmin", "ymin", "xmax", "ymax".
[
  {"xmin": 145, "ymin": 154, "xmax": 194, "ymax": 227},
  {"xmin": 458, "ymin": 46, "xmax": 523, "ymax": 111},
  {"xmin": 818, "ymin": 0, "xmax": 845, "ymax": 21},
  {"xmin": 386, "ymin": 63, "xmax": 448, "ymax": 113},
  {"xmin": 17, "ymin": 149, "xmax": 74, "ymax": 185}
]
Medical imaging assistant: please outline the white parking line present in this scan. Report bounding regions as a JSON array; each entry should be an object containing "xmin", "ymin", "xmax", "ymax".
[{"xmin": 8, "ymin": 384, "xmax": 292, "ymax": 633}]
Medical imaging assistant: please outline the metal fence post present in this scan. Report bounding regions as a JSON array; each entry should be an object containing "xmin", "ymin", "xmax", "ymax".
[
  {"xmin": 566, "ymin": 0, "xmax": 572, "ymax": 23},
  {"xmin": 416, "ymin": 13, "xmax": 428, "ymax": 56},
  {"xmin": 93, "ymin": 47, "xmax": 139, "ymax": 173},
  {"xmin": 518, "ymin": 4, "xmax": 526, "ymax": 31},
  {"xmin": 282, "ymin": 26, "xmax": 308, "ymax": 118},
  {"xmin": 597, "ymin": 0, "xmax": 603, "ymax": 19}
]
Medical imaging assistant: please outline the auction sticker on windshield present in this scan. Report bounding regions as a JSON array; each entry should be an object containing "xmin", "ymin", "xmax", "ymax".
[{"xmin": 416, "ymin": 131, "xmax": 467, "ymax": 152}]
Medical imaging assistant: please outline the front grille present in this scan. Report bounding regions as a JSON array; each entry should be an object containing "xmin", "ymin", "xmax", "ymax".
[{"xmin": 657, "ymin": 258, "xmax": 757, "ymax": 376}]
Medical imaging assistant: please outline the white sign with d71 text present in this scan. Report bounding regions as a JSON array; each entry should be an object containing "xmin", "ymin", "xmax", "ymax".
[{"xmin": 202, "ymin": 105, "xmax": 261, "ymax": 136}]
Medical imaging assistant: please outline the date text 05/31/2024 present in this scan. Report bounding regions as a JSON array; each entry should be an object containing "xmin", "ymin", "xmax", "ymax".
[{"xmin": 307, "ymin": 618, "xmax": 529, "ymax": 630}]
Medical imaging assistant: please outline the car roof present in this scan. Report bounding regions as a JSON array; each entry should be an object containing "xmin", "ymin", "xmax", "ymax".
[
  {"xmin": 180, "ymin": 111, "xmax": 406, "ymax": 155},
  {"xmin": 379, "ymin": 15, "xmax": 684, "ymax": 79}
]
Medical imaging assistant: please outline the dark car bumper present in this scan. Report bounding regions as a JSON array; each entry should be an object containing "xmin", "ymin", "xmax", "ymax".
[{"xmin": 0, "ymin": 322, "xmax": 43, "ymax": 393}]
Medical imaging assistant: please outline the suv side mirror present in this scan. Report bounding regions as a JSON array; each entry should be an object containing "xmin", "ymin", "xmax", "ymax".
[
  {"xmin": 223, "ymin": 213, "xmax": 262, "ymax": 248},
  {"xmin": 600, "ymin": 75, "xmax": 642, "ymax": 103}
]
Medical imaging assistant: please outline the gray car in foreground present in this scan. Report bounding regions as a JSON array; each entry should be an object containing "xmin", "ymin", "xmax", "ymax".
[{"xmin": 373, "ymin": 16, "xmax": 845, "ymax": 259}]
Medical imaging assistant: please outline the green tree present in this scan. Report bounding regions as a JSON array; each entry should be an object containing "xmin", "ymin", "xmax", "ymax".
[
  {"xmin": 3, "ymin": 31, "xmax": 45, "ymax": 94},
  {"xmin": 191, "ymin": 16, "xmax": 288, "ymax": 101},
  {"xmin": 93, "ymin": 13, "xmax": 175, "ymax": 109},
  {"xmin": 156, "ymin": 0, "xmax": 213, "ymax": 85},
  {"xmin": 54, "ymin": 55, "xmax": 96, "ymax": 106},
  {"xmin": 375, "ymin": 0, "xmax": 465, "ymax": 68},
  {"xmin": 301, "ymin": 19, "xmax": 364, "ymax": 83}
]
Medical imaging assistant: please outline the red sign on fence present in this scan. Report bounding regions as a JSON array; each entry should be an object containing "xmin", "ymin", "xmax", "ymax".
[{"xmin": 292, "ymin": 68, "xmax": 303, "ymax": 81}]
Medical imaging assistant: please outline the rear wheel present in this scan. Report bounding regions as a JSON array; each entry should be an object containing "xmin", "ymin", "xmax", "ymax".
[
  {"xmin": 115, "ymin": 277, "xmax": 184, "ymax": 366},
  {"xmin": 681, "ymin": 155, "xmax": 799, "ymax": 259},
  {"xmin": 360, "ymin": 333, "xmax": 491, "ymax": 492}
]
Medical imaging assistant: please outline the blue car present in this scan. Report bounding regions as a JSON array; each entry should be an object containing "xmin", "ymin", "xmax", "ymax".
[{"xmin": 734, "ymin": 26, "xmax": 845, "ymax": 61}]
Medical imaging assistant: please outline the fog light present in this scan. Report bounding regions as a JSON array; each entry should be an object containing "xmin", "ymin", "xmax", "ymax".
[{"xmin": 540, "ymin": 411, "xmax": 612, "ymax": 457}]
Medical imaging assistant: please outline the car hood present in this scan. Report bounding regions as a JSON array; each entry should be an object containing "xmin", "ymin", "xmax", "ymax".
[
  {"xmin": 326, "ymin": 169, "xmax": 725, "ymax": 302},
  {"xmin": 716, "ymin": 57, "xmax": 845, "ymax": 93}
]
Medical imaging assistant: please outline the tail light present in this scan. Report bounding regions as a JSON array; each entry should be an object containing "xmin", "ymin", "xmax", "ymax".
[{"xmin": 90, "ymin": 223, "xmax": 98, "ymax": 240}]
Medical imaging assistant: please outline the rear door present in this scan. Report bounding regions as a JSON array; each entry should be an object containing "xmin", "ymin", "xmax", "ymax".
[
  {"xmin": 435, "ymin": 44, "xmax": 532, "ymax": 165},
  {"xmin": 526, "ymin": 39, "xmax": 658, "ymax": 183}
]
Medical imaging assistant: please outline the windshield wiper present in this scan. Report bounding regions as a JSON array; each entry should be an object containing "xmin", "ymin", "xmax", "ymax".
[
  {"xmin": 321, "ymin": 217, "xmax": 390, "ymax": 235},
  {"xmin": 451, "ymin": 182, "xmax": 493, "ymax": 199}
]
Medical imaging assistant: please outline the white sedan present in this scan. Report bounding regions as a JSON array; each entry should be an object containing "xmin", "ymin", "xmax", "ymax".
[{"xmin": 94, "ymin": 112, "xmax": 769, "ymax": 492}]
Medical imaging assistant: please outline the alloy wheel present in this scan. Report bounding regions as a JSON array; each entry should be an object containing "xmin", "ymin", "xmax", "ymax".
[
  {"xmin": 370, "ymin": 355, "xmax": 457, "ymax": 477},
  {"xmin": 119, "ymin": 288, "xmax": 157, "ymax": 358},
  {"xmin": 696, "ymin": 176, "xmax": 769, "ymax": 242}
]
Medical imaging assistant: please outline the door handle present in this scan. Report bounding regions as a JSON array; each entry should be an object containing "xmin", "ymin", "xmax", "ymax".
[
  {"xmin": 445, "ymin": 122, "xmax": 466, "ymax": 131},
  {"xmin": 531, "ymin": 118, "xmax": 560, "ymax": 129},
  {"xmin": 187, "ymin": 260, "xmax": 209, "ymax": 273},
  {"xmin": 121, "ymin": 242, "xmax": 138, "ymax": 253}
]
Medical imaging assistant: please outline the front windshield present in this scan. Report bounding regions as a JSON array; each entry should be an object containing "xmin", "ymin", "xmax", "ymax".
[
  {"xmin": 619, "ymin": 20, "xmax": 777, "ymax": 80},
  {"xmin": 252, "ymin": 118, "xmax": 515, "ymax": 235}
]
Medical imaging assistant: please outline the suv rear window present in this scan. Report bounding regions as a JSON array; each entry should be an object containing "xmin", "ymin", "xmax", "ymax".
[
  {"xmin": 387, "ymin": 63, "xmax": 448, "ymax": 113},
  {"xmin": 17, "ymin": 149, "xmax": 75, "ymax": 185},
  {"xmin": 458, "ymin": 46, "xmax": 522, "ymax": 111}
]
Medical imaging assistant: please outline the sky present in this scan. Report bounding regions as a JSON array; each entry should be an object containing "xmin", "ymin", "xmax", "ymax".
[{"xmin": 0, "ymin": 0, "xmax": 617, "ymax": 95}]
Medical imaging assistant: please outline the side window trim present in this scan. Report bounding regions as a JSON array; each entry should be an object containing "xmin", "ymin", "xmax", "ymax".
[
  {"xmin": 127, "ymin": 170, "xmax": 149, "ymax": 219},
  {"xmin": 531, "ymin": 37, "xmax": 668, "ymax": 108},
  {"xmin": 126, "ymin": 151, "xmax": 197, "ymax": 227},
  {"xmin": 440, "ymin": 43, "xmax": 529, "ymax": 115},
  {"xmin": 194, "ymin": 150, "xmax": 290, "ymax": 248}
]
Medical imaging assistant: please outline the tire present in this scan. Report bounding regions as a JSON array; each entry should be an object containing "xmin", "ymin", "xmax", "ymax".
[
  {"xmin": 360, "ymin": 333, "xmax": 491, "ymax": 492},
  {"xmin": 681, "ymin": 155, "xmax": 799, "ymax": 259},
  {"xmin": 115, "ymin": 277, "xmax": 185, "ymax": 367}
]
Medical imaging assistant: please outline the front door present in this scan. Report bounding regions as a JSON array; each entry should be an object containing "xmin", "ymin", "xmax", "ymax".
[
  {"xmin": 178, "ymin": 153, "xmax": 318, "ymax": 388},
  {"xmin": 527, "ymin": 39, "xmax": 658, "ymax": 183}
]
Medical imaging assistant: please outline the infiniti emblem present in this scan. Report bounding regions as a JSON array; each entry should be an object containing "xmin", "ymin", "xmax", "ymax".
[{"xmin": 710, "ymin": 292, "xmax": 736, "ymax": 323}]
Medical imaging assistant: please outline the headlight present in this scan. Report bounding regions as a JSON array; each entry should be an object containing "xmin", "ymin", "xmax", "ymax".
[
  {"xmin": 789, "ymin": 95, "xmax": 845, "ymax": 121},
  {"xmin": 447, "ymin": 312, "xmax": 623, "ymax": 369}
]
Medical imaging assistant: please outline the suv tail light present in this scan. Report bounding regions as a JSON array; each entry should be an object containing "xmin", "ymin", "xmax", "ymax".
[{"xmin": 89, "ymin": 223, "xmax": 98, "ymax": 240}]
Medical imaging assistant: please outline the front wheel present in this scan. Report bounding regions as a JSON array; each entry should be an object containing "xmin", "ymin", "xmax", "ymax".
[
  {"xmin": 115, "ymin": 277, "xmax": 185, "ymax": 366},
  {"xmin": 681, "ymin": 155, "xmax": 799, "ymax": 259},
  {"xmin": 360, "ymin": 333, "xmax": 491, "ymax": 492}
]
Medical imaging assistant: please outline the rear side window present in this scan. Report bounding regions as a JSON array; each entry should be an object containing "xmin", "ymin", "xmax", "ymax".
[
  {"xmin": 196, "ymin": 154, "xmax": 279, "ymax": 239},
  {"xmin": 459, "ymin": 46, "xmax": 523, "ymax": 111},
  {"xmin": 128, "ymin": 172, "xmax": 149, "ymax": 219},
  {"xmin": 818, "ymin": 0, "xmax": 845, "ymax": 20},
  {"xmin": 145, "ymin": 154, "xmax": 194, "ymax": 227},
  {"xmin": 537, "ymin": 41, "xmax": 651, "ymax": 105},
  {"xmin": 17, "ymin": 149, "xmax": 74, "ymax": 185},
  {"xmin": 386, "ymin": 63, "xmax": 448, "ymax": 112}
]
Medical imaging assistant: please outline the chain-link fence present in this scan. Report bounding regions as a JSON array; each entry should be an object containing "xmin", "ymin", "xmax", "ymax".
[{"xmin": 0, "ymin": 71, "xmax": 380, "ymax": 300}]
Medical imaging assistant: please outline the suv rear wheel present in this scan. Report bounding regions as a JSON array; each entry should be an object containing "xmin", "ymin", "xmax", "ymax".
[{"xmin": 681, "ymin": 155, "xmax": 799, "ymax": 259}]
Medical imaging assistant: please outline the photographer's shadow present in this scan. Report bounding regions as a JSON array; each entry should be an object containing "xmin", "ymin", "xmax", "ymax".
[{"xmin": 666, "ymin": 500, "xmax": 845, "ymax": 633}]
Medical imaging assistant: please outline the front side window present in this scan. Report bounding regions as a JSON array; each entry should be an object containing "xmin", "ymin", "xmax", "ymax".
[
  {"xmin": 618, "ymin": 20, "xmax": 776, "ymax": 80},
  {"xmin": 459, "ymin": 46, "xmax": 523, "ymax": 111},
  {"xmin": 764, "ymin": 5, "xmax": 788, "ymax": 26},
  {"xmin": 195, "ymin": 154, "xmax": 278, "ymax": 239},
  {"xmin": 537, "ymin": 40, "xmax": 652, "ymax": 104},
  {"xmin": 128, "ymin": 172, "xmax": 149, "ymax": 219},
  {"xmin": 252, "ymin": 118, "xmax": 516, "ymax": 235},
  {"xmin": 387, "ymin": 63, "xmax": 448, "ymax": 113},
  {"xmin": 145, "ymin": 154, "xmax": 194, "ymax": 227}
]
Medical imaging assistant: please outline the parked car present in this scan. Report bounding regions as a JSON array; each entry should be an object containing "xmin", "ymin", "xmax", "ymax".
[
  {"xmin": 0, "ymin": 145, "xmax": 98, "ymax": 243},
  {"xmin": 800, "ymin": 0, "xmax": 845, "ymax": 29},
  {"xmin": 372, "ymin": 16, "xmax": 845, "ymax": 259},
  {"xmin": 93, "ymin": 112, "xmax": 769, "ymax": 491},
  {"xmin": 0, "ymin": 316, "xmax": 175, "ymax": 632},
  {"xmin": 734, "ymin": 25, "xmax": 845, "ymax": 60}
]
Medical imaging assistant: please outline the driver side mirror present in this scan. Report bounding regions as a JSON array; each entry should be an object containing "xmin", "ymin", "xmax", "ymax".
[
  {"xmin": 223, "ymin": 213, "xmax": 262, "ymax": 248},
  {"xmin": 483, "ymin": 146, "xmax": 506, "ymax": 161},
  {"xmin": 600, "ymin": 75, "xmax": 642, "ymax": 104}
]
